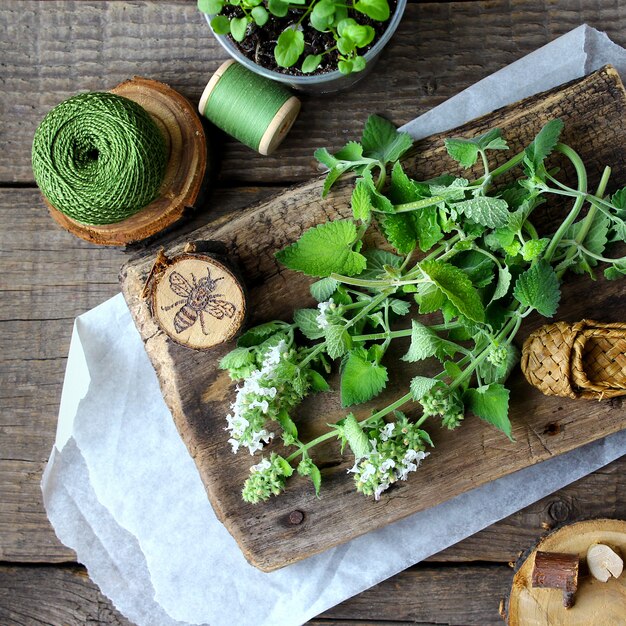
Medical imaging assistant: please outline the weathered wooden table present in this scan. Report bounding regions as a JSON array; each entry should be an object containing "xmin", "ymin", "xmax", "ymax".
[{"xmin": 1, "ymin": 2, "xmax": 625, "ymax": 624}]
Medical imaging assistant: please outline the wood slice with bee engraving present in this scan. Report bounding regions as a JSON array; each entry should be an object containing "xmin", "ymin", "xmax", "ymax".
[{"xmin": 151, "ymin": 253, "xmax": 246, "ymax": 350}]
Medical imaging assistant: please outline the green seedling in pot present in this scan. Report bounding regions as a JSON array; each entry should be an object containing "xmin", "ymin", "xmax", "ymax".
[{"xmin": 198, "ymin": 0, "xmax": 391, "ymax": 75}]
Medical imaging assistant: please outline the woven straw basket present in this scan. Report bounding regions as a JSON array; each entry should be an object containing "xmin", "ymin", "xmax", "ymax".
[{"xmin": 521, "ymin": 320, "xmax": 626, "ymax": 399}]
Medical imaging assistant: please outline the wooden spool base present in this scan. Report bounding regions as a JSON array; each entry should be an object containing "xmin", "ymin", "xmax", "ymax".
[
  {"xmin": 47, "ymin": 77, "xmax": 208, "ymax": 246},
  {"xmin": 506, "ymin": 519, "xmax": 626, "ymax": 625},
  {"xmin": 149, "ymin": 250, "xmax": 246, "ymax": 350}
]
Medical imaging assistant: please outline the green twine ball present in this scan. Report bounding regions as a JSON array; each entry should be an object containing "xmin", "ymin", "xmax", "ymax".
[{"xmin": 32, "ymin": 92, "xmax": 168, "ymax": 226}]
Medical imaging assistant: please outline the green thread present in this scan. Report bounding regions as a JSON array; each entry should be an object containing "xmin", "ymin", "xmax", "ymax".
[
  {"xmin": 202, "ymin": 63, "xmax": 291, "ymax": 152},
  {"xmin": 32, "ymin": 92, "xmax": 167, "ymax": 226}
]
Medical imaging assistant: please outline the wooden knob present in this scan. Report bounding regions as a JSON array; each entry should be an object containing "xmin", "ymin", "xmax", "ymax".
[{"xmin": 151, "ymin": 252, "xmax": 246, "ymax": 350}]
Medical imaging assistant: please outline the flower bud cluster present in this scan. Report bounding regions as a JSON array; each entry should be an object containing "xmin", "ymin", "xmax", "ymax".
[
  {"xmin": 420, "ymin": 385, "xmax": 465, "ymax": 430},
  {"xmin": 242, "ymin": 453, "xmax": 292, "ymax": 504},
  {"xmin": 349, "ymin": 415, "xmax": 430, "ymax": 500},
  {"xmin": 226, "ymin": 340, "xmax": 306, "ymax": 455},
  {"xmin": 487, "ymin": 345, "xmax": 508, "ymax": 368},
  {"xmin": 315, "ymin": 298, "xmax": 337, "ymax": 329}
]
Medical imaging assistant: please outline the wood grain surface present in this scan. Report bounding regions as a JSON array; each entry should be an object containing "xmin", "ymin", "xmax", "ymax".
[
  {"xmin": 2, "ymin": 0, "xmax": 626, "ymax": 623},
  {"xmin": 121, "ymin": 67, "xmax": 626, "ymax": 572}
]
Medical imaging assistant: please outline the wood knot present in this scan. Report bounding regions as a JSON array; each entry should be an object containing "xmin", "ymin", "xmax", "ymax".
[
  {"xmin": 548, "ymin": 499, "xmax": 571, "ymax": 523},
  {"xmin": 288, "ymin": 510, "xmax": 305, "ymax": 525},
  {"xmin": 543, "ymin": 422, "xmax": 561, "ymax": 436}
]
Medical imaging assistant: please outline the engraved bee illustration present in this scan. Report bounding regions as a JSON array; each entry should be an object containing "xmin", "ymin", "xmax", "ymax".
[{"xmin": 160, "ymin": 266, "xmax": 237, "ymax": 335}]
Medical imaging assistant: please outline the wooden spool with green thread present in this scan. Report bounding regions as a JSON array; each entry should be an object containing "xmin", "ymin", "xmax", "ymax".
[{"xmin": 199, "ymin": 60, "xmax": 301, "ymax": 156}]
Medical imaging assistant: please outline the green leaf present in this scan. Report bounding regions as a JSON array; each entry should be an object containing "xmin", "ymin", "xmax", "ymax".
[
  {"xmin": 464, "ymin": 383, "xmax": 513, "ymax": 441},
  {"xmin": 321, "ymin": 162, "xmax": 353, "ymax": 197},
  {"xmin": 389, "ymin": 298, "xmax": 411, "ymax": 316},
  {"xmin": 513, "ymin": 260, "xmax": 560, "ymax": 317},
  {"xmin": 294, "ymin": 308, "xmax": 325, "ymax": 340},
  {"xmin": 410, "ymin": 376, "xmax": 439, "ymax": 401},
  {"xmin": 237, "ymin": 321, "xmax": 288, "ymax": 347},
  {"xmin": 430, "ymin": 177, "xmax": 469, "ymax": 201},
  {"xmin": 302, "ymin": 53, "xmax": 322, "ymax": 73},
  {"xmin": 251, "ymin": 5, "xmax": 269, "ymax": 25},
  {"xmin": 520, "ymin": 238, "xmax": 549, "ymax": 262},
  {"xmin": 415, "ymin": 285, "xmax": 447, "ymax": 314},
  {"xmin": 492, "ymin": 266, "xmax": 512, "ymax": 301},
  {"xmin": 308, "ymin": 369, "xmax": 330, "ymax": 392},
  {"xmin": 325, "ymin": 324, "xmax": 353, "ymax": 359},
  {"xmin": 565, "ymin": 214, "xmax": 609, "ymax": 268},
  {"xmin": 359, "ymin": 249, "xmax": 402, "ymax": 280},
  {"xmin": 402, "ymin": 319, "xmax": 459, "ymax": 362},
  {"xmin": 445, "ymin": 129, "xmax": 508, "ymax": 168},
  {"xmin": 361, "ymin": 115, "xmax": 413, "ymax": 164},
  {"xmin": 310, "ymin": 277, "xmax": 339, "ymax": 301},
  {"xmin": 340, "ymin": 347, "xmax": 388, "ymax": 407},
  {"xmin": 354, "ymin": 0, "xmax": 390, "ymax": 21},
  {"xmin": 420, "ymin": 260, "xmax": 486, "ymax": 323},
  {"xmin": 351, "ymin": 178, "xmax": 373, "ymax": 221},
  {"xmin": 524, "ymin": 119, "xmax": 564, "ymax": 173},
  {"xmin": 380, "ymin": 213, "xmax": 417, "ymax": 254},
  {"xmin": 444, "ymin": 360, "xmax": 464, "ymax": 385},
  {"xmin": 388, "ymin": 161, "xmax": 422, "ymax": 204},
  {"xmin": 605, "ymin": 262, "xmax": 626, "ymax": 280},
  {"xmin": 453, "ymin": 196, "xmax": 510, "ymax": 228},
  {"xmin": 298, "ymin": 459, "xmax": 322, "ymax": 496},
  {"xmin": 219, "ymin": 346, "xmax": 253, "ymax": 369},
  {"xmin": 352, "ymin": 55, "xmax": 366, "ymax": 72},
  {"xmin": 414, "ymin": 205, "xmax": 444, "ymax": 252},
  {"xmin": 611, "ymin": 188, "xmax": 626, "ymax": 218},
  {"xmin": 335, "ymin": 141, "xmax": 364, "ymax": 161},
  {"xmin": 309, "ymin": 464, "xmax": 322, "ymax": 495},
  {"xmin": 274, "ymin": 28, "xmax": 305, "ymax": 67},
  {"xmin": 230, "ymin": 16, "xmax": 248, "ymax": 41},
  {"xmin": 276, "ymin": 455, "xmax": 295, "ymax": 477},
  {"xmin": 198, "ymin": 0, "xmax": 223, "ymax": 13},
  {"xmin": 276, "ymin": 408, "xmax": 298, "ymax": 438},
  {"xmin": 276, "ymin": 220, "xmax": 367, "ymax": 277},
  {"xmin": 343, "ymin": 413, "xmax": 371, "ymax": 458},
  {"xmin": 210, "ymin": 15, "xmax": 230, "ymax": 34},
  {"xmin": 268, "ymin": 0, "xmax": 289, "ymax": 16},
  {"xmin": 341, "ymin": 23, "xmax": 375, "ymax": 47},
  {"xmin": 445, "ymin": 139, "xmax": 480, "ymax": 168},
  {"xmin": 314, "ymin": 147, "xmax": 339, "ymax": 169}
]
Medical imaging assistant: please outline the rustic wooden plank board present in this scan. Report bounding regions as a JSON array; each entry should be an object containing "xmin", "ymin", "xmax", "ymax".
[
  {"xmin": 120, "ymin": 67, "xmax": 626, "ymax": 572},
  {"xmin": 0, "ymin": 563, "xmax": 512, "ymax": 626},
  {"xmin": 2, "ymin": 1, "xmax": 626, "ymax": 186}
]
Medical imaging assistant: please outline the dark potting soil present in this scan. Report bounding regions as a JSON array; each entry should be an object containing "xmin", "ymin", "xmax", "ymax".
[{"xmin": 221, "ymin": 0, "xmax": 397, "ymax": 76}]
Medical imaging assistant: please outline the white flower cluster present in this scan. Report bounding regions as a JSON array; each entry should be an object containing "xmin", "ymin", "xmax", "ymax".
[
  {"xmin": 225, "ymin": 341, "xmax": 287, "ymax": 455},
  {"xmin": 315, "ymin": 298, "xmax": 335, "ymax": 329},
  {"xmin": 348, "ymin": 421, "xmax": 429, "ymax": 500}
]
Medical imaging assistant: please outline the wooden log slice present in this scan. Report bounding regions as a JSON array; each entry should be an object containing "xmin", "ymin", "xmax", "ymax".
[
  {"xmin": 151, "ymin": 253, "xmax": 246, "ymax": 350},
  {"xmin": 47, "ymin": 77, "xmax": 208, "ymax": 246},
  {"xmin": 506, "ymin": 519, "xmax": 626, "ymax": 625}
]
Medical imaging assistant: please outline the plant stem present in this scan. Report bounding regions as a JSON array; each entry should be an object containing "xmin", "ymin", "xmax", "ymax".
[
  {"xmin": 299, "ymin": 289, "xmax": 393, "ymax": 368},
  {"xmin": 285, "ymin": 391, "xmax": 413, "ymax": 463},
  {"xmin": 352, "ymin": 322, "xmax": 461, "ymax": 342},
  {"xmin": 474, "ymin": 151, "xmax": 526, "ymax": 185},
  {"xmin": 555, "ymin": 166, "xmax": 611, "ymax": 279},
  {"xmin": 392, "ymin": 196, "xmax": 446, "ymax": 214},
  {"xmin": 544, "ymin": 143, "xmax": 588, "ymax": 262}
]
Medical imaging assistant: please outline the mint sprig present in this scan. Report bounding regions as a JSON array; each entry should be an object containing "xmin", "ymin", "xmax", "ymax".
[{"xmin": 222, "ymin": 116, "xmax": 625, "ymax": 504}]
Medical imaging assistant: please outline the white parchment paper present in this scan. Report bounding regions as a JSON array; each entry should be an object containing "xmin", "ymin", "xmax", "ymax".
[{"xmin": 42, "ymin": 25, "xmax": 626, "ymax": 626}]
